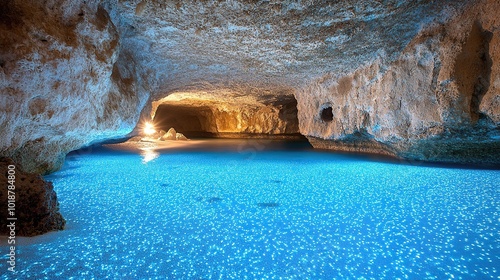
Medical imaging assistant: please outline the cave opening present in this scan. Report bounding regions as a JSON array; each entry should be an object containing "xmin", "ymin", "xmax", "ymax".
[
  {"xmin": 151, "ymin": 92, "xmax": 303, "ymax": 139},
  {"xmin": 320, "ymin": 106, "xmax": 334, "ymax": 122},
  {"xmin": 153, "ymin": 104, "xmax": 216, "ymax": 138}
]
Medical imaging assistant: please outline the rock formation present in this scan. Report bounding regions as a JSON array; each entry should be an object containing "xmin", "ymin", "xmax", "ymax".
[
  {"xmin": 162, "ymin": 127, "xmax": 177, "ymax": 140},
  {"xmin": 0, "ymin": 0, "xmax": 499, "ymax": 174},
  {"xmin": 0, "ymin": 157, "xmax": 65, "ymax": 236},
  {"xmin": 296, "ymin": 2, "xmax": 500, "ymax": 165},
  {"xmin": 175, "ymin": 133, "xmax": 188, "ymax": 141},
  {"xmin": 0, "ymin": 0, "xmax": 147, "ymax": 174}
]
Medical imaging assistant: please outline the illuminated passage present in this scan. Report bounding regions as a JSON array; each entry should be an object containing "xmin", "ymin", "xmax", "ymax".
[{"xmin": 151, "ymin": 93, "xmax": 300, "ymax": 138}]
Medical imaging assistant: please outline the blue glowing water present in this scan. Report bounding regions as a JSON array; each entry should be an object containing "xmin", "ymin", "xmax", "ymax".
[{"xmin": 2, "ymin": 139, "xmax": 499, "ymax": 279}]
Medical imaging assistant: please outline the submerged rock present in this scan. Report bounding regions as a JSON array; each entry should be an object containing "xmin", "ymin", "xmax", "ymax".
[
  {"xmin": 0, "ymin": 158, "xmax": 65, "ymax": 236},
  {"xmin": 208, "ymin": 197, "xmax": 223, "ymax": 203}
]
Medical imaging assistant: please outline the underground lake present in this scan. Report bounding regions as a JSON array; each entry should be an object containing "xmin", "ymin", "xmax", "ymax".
[
  {"xmin": 1, "ymin": 139, "xmax": 498, "ymax": 279},
  {"xmin": 2, "ymin": 2, "xmax": 500, "ymax": 278}
]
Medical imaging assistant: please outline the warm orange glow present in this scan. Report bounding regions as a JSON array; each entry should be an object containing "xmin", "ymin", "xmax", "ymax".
[{"xmin": 143, "ymin": 122, "xmax": 156, "ymax": 135}]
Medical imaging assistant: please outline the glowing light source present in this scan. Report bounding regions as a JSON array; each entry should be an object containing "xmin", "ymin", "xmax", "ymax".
[{"xmin": 143, "ymin": 122, "xmax": 156, "ymax": 135}]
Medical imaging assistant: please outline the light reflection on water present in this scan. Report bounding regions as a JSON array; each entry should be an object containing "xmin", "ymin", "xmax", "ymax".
[
  {"xmin": 140, "ymin": 147, "xmax": 160, "ymax": 164},
  {"xmin": 4, "ymin": 139, "xmax": 499, "ymax": 279}
]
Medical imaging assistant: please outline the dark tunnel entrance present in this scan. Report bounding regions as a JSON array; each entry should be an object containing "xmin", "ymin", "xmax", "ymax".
[
  {"xmin": 153, "ymin": 104, "xmax": 217, "ymax": 138},
  {"xmin": 152, "ymin": 94, "xmax": 302, "ymax": 139}
]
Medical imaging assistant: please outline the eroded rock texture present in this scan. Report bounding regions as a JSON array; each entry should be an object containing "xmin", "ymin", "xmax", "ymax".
[
  {"xmin": 296, "ymin": 0, "xmax": 500, "ymax": 164},
  {"xmin": 0, "ymin": 0, "xmax": 147, "ymax": 173},
  {"xmin": 1, "ymin": 0, "xmax": 499, "ymax": 173},
  {"xmin": 0, "ymin": 158, "xmax": 65, "ymax": 236}
]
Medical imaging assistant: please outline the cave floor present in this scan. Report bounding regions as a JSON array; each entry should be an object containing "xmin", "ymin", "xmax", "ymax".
[{"xmin": 3, "ymin": 139, "xmax": 499, "ymax": 279}]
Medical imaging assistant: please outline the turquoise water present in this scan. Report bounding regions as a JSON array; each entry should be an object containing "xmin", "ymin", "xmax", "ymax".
[{"xmin": 3, "ymin": 139, "xmax": 499, "ymax": 279}]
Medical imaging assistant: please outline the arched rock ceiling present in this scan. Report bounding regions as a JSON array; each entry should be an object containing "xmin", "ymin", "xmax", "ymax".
[
  {"xmin": 105, "ymin": 0, "xmax": 461, "ymax": 98},
  {"xmin": 151, "ymin": 88, "xmax": 294, "ymax": 118}
]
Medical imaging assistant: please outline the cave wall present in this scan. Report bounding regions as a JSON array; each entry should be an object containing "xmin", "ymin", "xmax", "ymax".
[
  {"xmin": 0, "ymin": 0, "xmax": 499, "ymax": 173},
  {"xmin": 0, "ymin": 157, "xmax": 65, "ymax": 236},
  {"xmin": 0, "ymin": 0, "xmax": 147, "ymax": 173},
  {"xmin": 296, "ymin": 0, "xmax": 500, "ymax": 164}
]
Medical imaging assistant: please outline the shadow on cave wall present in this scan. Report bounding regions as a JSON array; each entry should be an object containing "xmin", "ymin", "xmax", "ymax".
[{"xmin": 454, "ymin": 21, "xmax": 493, "ymax": 123}]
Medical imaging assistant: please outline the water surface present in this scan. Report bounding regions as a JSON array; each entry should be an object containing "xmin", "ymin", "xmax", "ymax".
[{"xmin": 2, "ymin": 139, "xmax": 499, "ymax": 279}]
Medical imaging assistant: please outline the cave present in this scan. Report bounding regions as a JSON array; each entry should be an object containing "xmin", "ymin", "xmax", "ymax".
[
  {"xmin": 151, "ymin": 92, "xmax": 301, "ymax": 138},
  {"xmin": 154, "ymin": 103, "xmax": 216, "ymax": 137},
  {"xmin": 0, "ymin": 0, "xmax": 499, "ymax": 279}
]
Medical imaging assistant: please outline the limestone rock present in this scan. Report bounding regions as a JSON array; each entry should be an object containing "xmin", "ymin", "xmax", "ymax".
[
  {"xmin": 106, "ymin": 0, "xmax": 500, "ymax": 164},
  {"xmin": 295, "ymin": 0, "xmax": 500, "ymax": 165},
  {"xmin": 161, "ymin": 128, "xmax": 177, "ymax": 140},
  {"xmin": 0, "ymin": 0, "xmax": 147, "ymax": 174},
  {"xmin": 0, "ymin": 158, "xmax": 65, "ymax": 236},
  {"xmin": 176, "ymin": 133, "xmax": 188, "ymax": 141}
]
